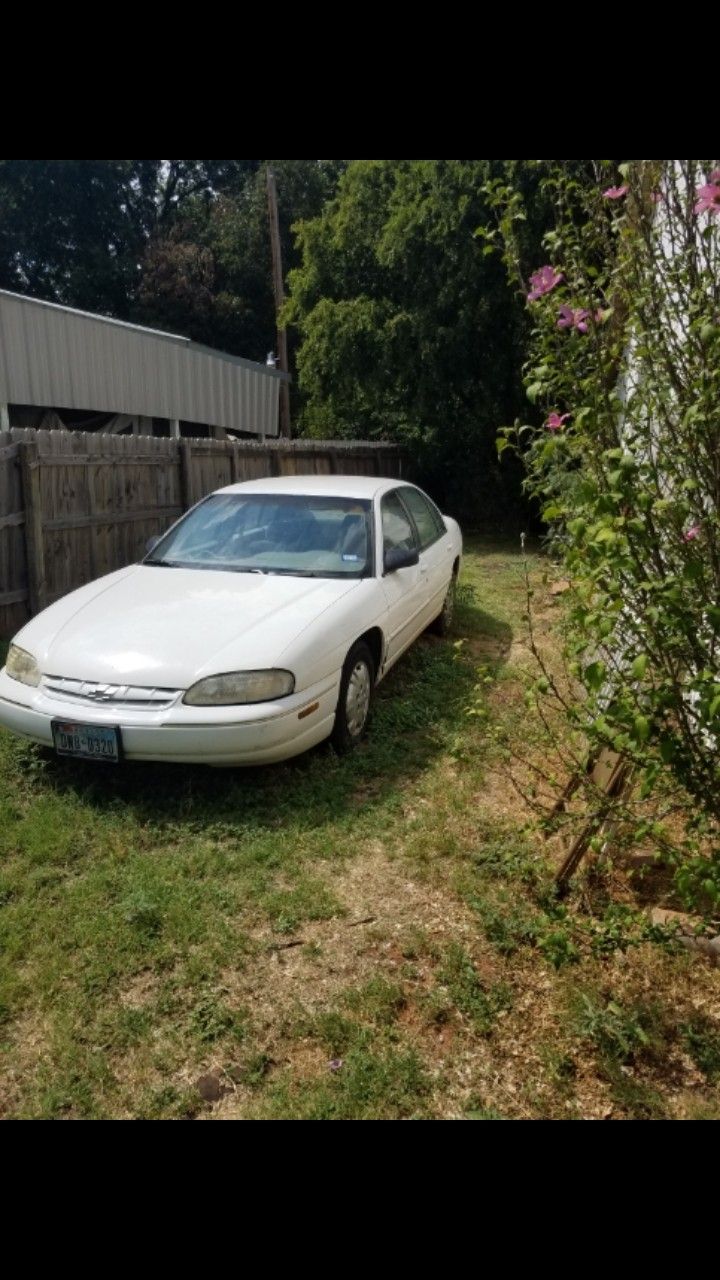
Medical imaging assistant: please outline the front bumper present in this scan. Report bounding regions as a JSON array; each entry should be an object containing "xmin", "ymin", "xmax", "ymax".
[{"xmin": 0, "ymin": 668, "xmax": 340, "ymax": 765}]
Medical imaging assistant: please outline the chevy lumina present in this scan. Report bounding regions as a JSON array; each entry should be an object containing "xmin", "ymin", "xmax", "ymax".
[{"xmin": 0, "ymin": 476, "xmax": 462, "ymax": 765}]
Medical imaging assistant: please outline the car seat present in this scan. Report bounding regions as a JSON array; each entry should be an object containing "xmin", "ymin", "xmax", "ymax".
[{"xmin": 337, "ymin": 514, "xmax": 367, "ymax": 561}]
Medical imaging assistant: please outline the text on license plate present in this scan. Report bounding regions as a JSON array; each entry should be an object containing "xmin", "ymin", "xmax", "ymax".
[{"xmin": 51, "ymin": 721, "xmax": 121, "ymax": 762}]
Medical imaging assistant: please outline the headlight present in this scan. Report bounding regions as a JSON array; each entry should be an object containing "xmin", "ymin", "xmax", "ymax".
[
  {"xmin": 183, "ymin": 669, "xmax": 295, "ymax": 706},
  {"xmin": 5, "ymin": 644, "xmax": 41, "ymax": 687}
]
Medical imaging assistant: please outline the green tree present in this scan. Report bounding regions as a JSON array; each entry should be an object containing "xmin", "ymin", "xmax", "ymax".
[
  {"xmin": 0, "ymin": 159, "xmax": 257, "ymax": 320},
  {"xmin": 136, "ymin": 161, "xmax": 346, "ymax": 364},
  {"xmin": 284, "ymin": 160, "xmax": 534, "ymax": 523},
  {"xmin": 0, "ymin": 160, "xmax": 139, "ymax": 315}
]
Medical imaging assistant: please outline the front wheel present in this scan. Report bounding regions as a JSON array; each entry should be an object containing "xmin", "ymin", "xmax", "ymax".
[{"xmin": 331, "ymin": 641, "xmax": 375, "ymax": 753}]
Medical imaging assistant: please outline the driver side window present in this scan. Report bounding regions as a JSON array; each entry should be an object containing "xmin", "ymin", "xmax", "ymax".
[{"xmin": 382, "ymin": 491, "xmax": 417, "ymax": 554}]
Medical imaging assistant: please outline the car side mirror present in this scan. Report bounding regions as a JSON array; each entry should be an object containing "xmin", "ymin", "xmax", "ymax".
[
  {"xmin": 384, "ymin": 545, "xmax": 419, "ymax": 574},
  {"xmin": 145, "ymin": 535, "xmax": 162, "ymax": 554}
]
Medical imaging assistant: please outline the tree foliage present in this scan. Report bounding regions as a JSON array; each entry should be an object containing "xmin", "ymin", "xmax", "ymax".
[
  {"xmin": 284, "ymin": 160, "xmax": 538, "ymax": 524},
  {"xmin": 0, "ymin": 159, "xmax": 343, "ymax": 365},
  {"xmin": 137, "ymin": 160, "xmax": 345, "ymax": 363},
  {"xmin": 0, "ymin": 160, "xmax": 257, "ymax": 317}
]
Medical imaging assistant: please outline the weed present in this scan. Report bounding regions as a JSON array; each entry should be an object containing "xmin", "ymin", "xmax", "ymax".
[
  {"xmin": 437, "ymin": 943, "xmax": 512, "ymax": 1033},
  {"xmin": 681, "ymin": 1016, "xmax": 720, "ymax": 1083},
  {"xmin": 470, "ymin": 894, "xmax": 542, "ymax": 956},
  {"xmin": 569, "ymin": 991, "xmax": 664, "ymax": 1066},
  {"xmin": 538, "ymin": 928, "xmax": 580, "ymax": 969},
  {"xmin": 189, "ymin": 991, "xmax": 247, "ymax": 1045}
]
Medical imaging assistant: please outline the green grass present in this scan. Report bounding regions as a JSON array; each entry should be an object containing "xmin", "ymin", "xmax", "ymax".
[
  {"xmin": 435, "ymin": 942, "xmax": 512, "ymax": 1033},
  {"xmin": 1, "ymin": 539, "xmax": 718, "ymax": 1120},
  {"xmin": 254, "ymin": 1045, "xmax": 432, "ymax": 1121},
  {"xmin": 681, "ymin": 1017, "xmax": 720, "ymax": 1083}
]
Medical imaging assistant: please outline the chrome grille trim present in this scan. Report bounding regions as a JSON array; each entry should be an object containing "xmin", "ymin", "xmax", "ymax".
[{"xmin": 42, "ymin": 675, "xmax": 181, "ymax": 710}]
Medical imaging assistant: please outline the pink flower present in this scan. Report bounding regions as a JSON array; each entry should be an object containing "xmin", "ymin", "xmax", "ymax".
[
  {"xmin": 603, "ymin": 185, "xmax": 629, "ymax": 199},
  {"xmin": 528, "ymin": 265, "xmax": 563, "ymax": 302},
  {"xmin": 545, "ymin": 412, "xmax": 570, "ymax": 431},
  {"xmin": 557, "ymin": 305, "xmax": 590, "ymax": 333},
  {"xmin": 683, "ymin": 524, "xmax": 701, "ymax": 542},
  {"xmin": 328, "ymin": 1058, "xmax": 344, "ymax": 1072},
  {"xmin": 694, "ymin": 183, "xmax": 720, "ymax": 216},
  {"xmin": 710, "ymin": 169, "xmax": 720, "ymax": 184}
]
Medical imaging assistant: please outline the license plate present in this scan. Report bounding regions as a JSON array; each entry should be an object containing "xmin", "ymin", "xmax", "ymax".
[{"xmin": 51, "ymin": 720, "xmax": 121, "ymax": 763}]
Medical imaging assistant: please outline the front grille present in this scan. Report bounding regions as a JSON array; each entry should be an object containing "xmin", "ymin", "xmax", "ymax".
[{"xmin": 42, "ymin": 675, "xmax": 181, "ymax": 710}]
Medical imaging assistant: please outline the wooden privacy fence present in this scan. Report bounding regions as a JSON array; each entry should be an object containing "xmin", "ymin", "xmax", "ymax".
[{"xmin": 0, "ymin": 429, "xmax": 407, "ymax": 637}]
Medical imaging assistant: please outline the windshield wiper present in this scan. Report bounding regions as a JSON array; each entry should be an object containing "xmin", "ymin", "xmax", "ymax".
[
  {"xmin": 146, "ymin": 561, "xmax": 326, "ymax": 577},
  {"xmin": 269, "ymin": 569, "xmax": 323, "ymax": 578},
  {"xmin": 147, "ymin": 560, "xmax": 270, "ymax": 573}
]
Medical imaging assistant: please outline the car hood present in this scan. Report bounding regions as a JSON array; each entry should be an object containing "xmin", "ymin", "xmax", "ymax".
[{"xmin": 16, "ymin": 565, "xmax": 360, "ymax": 688}]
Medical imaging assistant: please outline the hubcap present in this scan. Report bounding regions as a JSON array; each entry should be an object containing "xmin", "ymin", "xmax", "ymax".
[{"xmin": 345, "ymin": 660, "xmax": 371, "ymax": 737}]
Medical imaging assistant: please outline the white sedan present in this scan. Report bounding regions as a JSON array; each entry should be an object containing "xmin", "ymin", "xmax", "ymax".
[{"xmin": 0, "ymin": 476, "xmax": 462, "ymax": 766}]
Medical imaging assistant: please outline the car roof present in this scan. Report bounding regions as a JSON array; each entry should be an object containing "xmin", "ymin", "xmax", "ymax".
[{"xmin": 215, "ymin": 474, "xmax": 409, "ymax": 500}]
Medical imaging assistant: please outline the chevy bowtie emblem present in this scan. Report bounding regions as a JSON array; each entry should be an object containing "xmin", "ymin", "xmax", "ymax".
[{"xmin": 85, "ymin": 684, "xmax": 114, "ymax": 700}]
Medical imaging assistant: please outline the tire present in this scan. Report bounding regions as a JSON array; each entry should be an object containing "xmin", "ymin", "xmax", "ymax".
[
  {"xmin": 430, "ymin": 572, "xmax": 457, "ymax": 637},
  {"xmin": 331, "ymin": 641, "xmax": 375, "ymax": 752}
]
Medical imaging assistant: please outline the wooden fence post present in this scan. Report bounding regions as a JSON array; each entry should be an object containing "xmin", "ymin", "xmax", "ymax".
[
  {"xmin": 19, "ymin": 442, "xmax": 47, "ymax": 615},
  {"xmin": 179, "ymin": 439, "xmax": 193, "ymax": 510},
  {"xmin": 230, "ymin": 443, "xmax": 240, "ymax": 484}
]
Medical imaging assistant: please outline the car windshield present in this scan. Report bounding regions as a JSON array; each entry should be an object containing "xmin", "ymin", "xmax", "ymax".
[{"xmin": 145, "ymin": 493, "xmax": 373, "ymax": 578}]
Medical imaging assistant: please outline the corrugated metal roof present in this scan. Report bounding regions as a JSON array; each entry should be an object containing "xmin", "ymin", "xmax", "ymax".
[{"xmin": 0, "ymin": 288, "xmax": 284, "ymax": 436}]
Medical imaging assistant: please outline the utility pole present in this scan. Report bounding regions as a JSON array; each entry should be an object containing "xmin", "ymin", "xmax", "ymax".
[{"xmin": 266, "ymin": 165, "xmax": 291, "ymax": 439}]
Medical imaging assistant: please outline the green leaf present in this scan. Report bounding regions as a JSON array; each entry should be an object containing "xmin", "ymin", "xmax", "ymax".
[
  {"xmin": 633, "ymin": 715, "xmax": 650, "ymax": 744},
  {"xmin": 584, "ymin": 660, "xmax": 606, "ymax": 691},
  {"xmin": 631, "ymin": 654, "xmax": 648, "ymax": 680}
]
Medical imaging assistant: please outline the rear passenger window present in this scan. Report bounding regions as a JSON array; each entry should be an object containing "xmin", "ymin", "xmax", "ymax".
[{"xmin": 399, "ymin": 487, "xmax": 446, "ymax": 549}]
